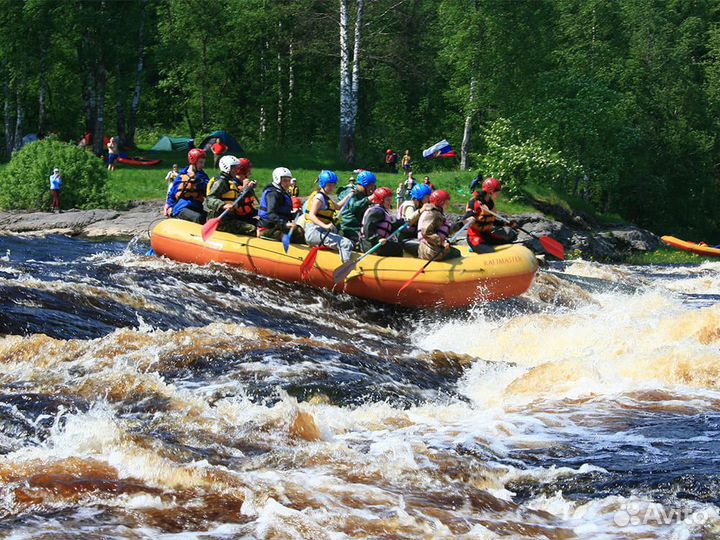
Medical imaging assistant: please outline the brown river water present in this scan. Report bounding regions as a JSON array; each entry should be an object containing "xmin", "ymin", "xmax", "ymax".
[{"xmin": 0, "ymin": 234, "xmax": 719, "ymax": 539}]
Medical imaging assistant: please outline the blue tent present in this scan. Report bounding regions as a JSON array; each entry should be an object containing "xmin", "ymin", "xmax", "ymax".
[{"xmin": 198, "ymin": 130, "xmax": 244, "ymax": 154}]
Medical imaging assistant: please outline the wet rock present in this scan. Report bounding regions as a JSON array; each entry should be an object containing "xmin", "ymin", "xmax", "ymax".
[
  {"xmin": 0, "ymin": 200, "xmax": 162, "ymax": 239},
  {"xmin": 605, "ymin": 225, "xmax": 660, "ymax": 252}
]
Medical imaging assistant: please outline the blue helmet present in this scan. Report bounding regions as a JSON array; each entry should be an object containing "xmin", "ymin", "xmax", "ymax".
[
  {"xmin": 411, "ymin": 183, "xmax": 432, "ymax": 201},
  {"xmin": 356, "ymin": 170, "xmax": 377, "ymax": 188},
  {"xmin": 318, "ymin": 170, "xmax": 338, "ymax": 188}
]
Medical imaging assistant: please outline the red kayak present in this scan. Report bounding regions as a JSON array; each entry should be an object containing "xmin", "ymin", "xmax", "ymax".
[{"xmin": 117, "ymin": 157, "xmax": 162, "ymax": 167}]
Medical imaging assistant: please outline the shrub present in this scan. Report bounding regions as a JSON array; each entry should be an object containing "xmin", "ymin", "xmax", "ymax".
[
  {"xmin": 474, "ymin": 118, "xmax": 583, "ymax": 200},
  {"xmin": 0, "ymin": 138, "xmax": 109, "ymax": 210}
]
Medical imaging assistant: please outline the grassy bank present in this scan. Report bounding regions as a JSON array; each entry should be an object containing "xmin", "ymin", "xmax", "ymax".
[
  {"xmin": 623, "ymin": 247, "xmax": 718, "ymax": 265},
  {"xmin": 109, "ymin": 147, "xmax": 551, "ymax": 215}
]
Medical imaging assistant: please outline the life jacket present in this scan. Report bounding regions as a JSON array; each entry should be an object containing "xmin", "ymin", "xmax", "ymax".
[
  {"xmin": 304, "ymin": 190, "xmax": 338, "ymax": 225},
  {"xmin": 418, "ymin": 206, "xmax": 450, "ymax": 244},
  {"xmin": 258, "ymin": 185, "xmax": 292, "ymax": 221},
  {"xmin": 361, "ymin": 205, "xmax": 394, "ymax": 240},
  {"xmin": 397, "ymin": 200, "xmax": 416, "ymax": 220},
  {"xmin": 175, "ymin": 173, "xmax": 205, "ymax": 203},
  {"xmin": 467, "ymin": 196, "xmax": 497, "ymax": 246},
  {"xmin": 207, "ymin": 175, "xmax": 255, "ymax": 216}
]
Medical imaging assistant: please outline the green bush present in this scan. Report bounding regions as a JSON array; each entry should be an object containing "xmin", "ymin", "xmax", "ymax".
[
  {"xmin": 474, "ymin": 118, "xmax": 583, "ymax": 200},
  {"xmin": 0, "ymin": 138, "xmax": 109, "ymax": 210}
]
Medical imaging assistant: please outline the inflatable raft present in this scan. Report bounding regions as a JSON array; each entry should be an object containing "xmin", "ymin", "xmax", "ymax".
[
  {"xmin": 661, "ymin": 236, "xmax": 720, "ymax": 257},
  {"xmin": 151, "ymin": 219, "xmax": 539, "ymax": 308}
]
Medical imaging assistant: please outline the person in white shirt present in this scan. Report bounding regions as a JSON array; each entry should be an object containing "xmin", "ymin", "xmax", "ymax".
[{"xmin": 49, "ymin": 167, "xmax": 63, "ymax": 213}]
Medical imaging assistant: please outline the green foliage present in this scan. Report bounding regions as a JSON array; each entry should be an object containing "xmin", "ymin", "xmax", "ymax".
[
  {"xmin": 623, "ymin": 247, "xmax": 717, "ymax": 266},
  {"xmin": 0, "ymin": 139, "xmax": 108, "ymax": 210},
  {"xmin": 474, "ymin": 119, "xmax": 583, "ymax": 200}
]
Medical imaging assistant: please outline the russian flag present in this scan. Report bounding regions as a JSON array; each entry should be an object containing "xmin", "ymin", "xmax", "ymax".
[{"xmin": 423, "ymin": 139, "xmax": 457, "ymax": 159}]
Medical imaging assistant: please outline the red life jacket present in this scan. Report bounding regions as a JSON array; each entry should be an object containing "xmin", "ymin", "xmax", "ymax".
[{"xmin": 467, "ymin": 198, "xmax": 497, "ymax": 246}]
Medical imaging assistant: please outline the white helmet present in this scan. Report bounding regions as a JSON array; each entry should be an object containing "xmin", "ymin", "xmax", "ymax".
[
  {"xmin": 219, "ymin": 155, "xmax": 241, "ymax": 174},
  {"xmin": 272, "ymin": 167, "xmax": 292, "ymax": 187}
]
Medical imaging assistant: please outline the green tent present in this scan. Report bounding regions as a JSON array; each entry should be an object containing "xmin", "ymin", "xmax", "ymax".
[{"xmin": 151, "ymin": 136, "xmax": 194, "ymax": 152}]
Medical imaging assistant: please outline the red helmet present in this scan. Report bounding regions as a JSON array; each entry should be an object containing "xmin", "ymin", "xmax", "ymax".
[
  {"xmin": 238, "ymin": 157, "xmax": 252, "ymax": 174},
  {"xmin": 482, "ymin": 177, "xmax": 502, "ymax": 194},
  {"xmin": 291, "ymin": 196, "xmax": 302, "ymax": 210},
  {"xmin": 188, "ymin": 148, "xmax": 206, "ymax": 165},
  {"xmin": 370, "ymin": 186, "xmax": 393, "ymax": 204},
  {"xmin": 429, "ymin": 189, "xmax": 451, "ymax": 207},
  {"xmin": 386, "ymin": 149, "xmax": 392, "ymax": 155}
]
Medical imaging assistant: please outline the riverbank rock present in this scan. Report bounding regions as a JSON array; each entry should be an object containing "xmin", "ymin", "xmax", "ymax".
[{"xmin": 0, "ymin": 200, "xmax": 162, "ymax": 239}]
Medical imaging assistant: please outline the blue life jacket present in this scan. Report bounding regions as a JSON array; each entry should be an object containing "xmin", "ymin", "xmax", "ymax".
[{"xmin": 258, "ymin": 184, "xmax": 292, "ymax": 221}]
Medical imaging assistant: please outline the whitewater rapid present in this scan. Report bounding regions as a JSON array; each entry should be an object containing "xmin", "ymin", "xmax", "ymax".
[{"xmin": 0, "ymin": 234, "xmax": 718, "ymax": 539}]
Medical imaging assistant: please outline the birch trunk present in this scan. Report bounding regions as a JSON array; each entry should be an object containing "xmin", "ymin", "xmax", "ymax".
[
  {"xmin": 339, "ymin": 0, "xmax": 352, "ymax": 164},
  {"xmin": 13, "ymin": 82, "xmax": 24, "ymax": 152},
  {"xmin": 460, "ymin": 77, "xmax": 477, "ymax": 171},
  {"xmin": 127, "ymin": 0, "xmax": 147, "ymax": 148},
  {"xmin": 38, "ymin": 43, "xmax": 48, "ymax": 134},
  {"xmin": 259, "ymin": 38, "xmax": 268, "ymax": 143},
  {"xmin": 288, "ymin": 38, "xmax": 294, "ymax": 133},
  {"xmin": 339, "ymin": 0, "xmax": 363, "ymax": 165},
  {"xmin": 277, "ymin": 22, "xmax": 284, "ymax": 144},
  {"xmin": 4, "ymin": 77, "xmax": 14, "ymax": 157},
  {"xmin": 116, "ymin": 83, "xmax": 126, "ymax": 148}
]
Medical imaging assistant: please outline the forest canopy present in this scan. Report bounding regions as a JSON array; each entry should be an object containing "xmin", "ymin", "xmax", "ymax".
[{"xmin": 1, "ymin": 0, "xmax": 720, "ymax": 235}]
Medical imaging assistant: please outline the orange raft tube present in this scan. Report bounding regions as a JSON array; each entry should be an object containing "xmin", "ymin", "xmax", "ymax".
[{"xmin": 151, "ymin": 219, "xmax": 539, "ymax": 309}]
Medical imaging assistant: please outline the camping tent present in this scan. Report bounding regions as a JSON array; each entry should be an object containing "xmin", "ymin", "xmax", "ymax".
[
  {"xmin": 18, "ymin": 133, "xmax": 39, "ymax": 149},
  {"xmin": 198, "ymin": 130, "xmax": 244, "ymax": 154},
  {"xmin": 151, "ymin": 136, "xmax": 194, "ymax": 152}
]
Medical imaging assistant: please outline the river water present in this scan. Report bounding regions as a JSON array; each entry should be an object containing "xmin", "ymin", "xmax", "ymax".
[{"xmin": 0, "ymin": 234, "xmax": 719, "ymax": 539}]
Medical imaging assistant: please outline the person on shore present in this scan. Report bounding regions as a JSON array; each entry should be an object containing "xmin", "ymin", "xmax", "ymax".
[
  {"xmin": 304, "ymin": 170, "xmax": 354, "ymax": 262},
  {"xmin": 401, "ymin": 150, "xmax": 412, "ymax": 172},
  {"xmin": 463, "ymin": 177, "xmax": 518, "ymax": 254},
  {"xmin": 49, "ymin": 167, "xmax": 62, "ymax": 213},
  {"xmin": 396, "ymin": 182, "xmax": 405, "ymax": 208},
  {"xmin": 257, "ymin": 167, "xmax": 301, "ymax": 242},
  {"xmin": 166, "ymin": 148, "xmax": 210, "ymax": 223},
  {"xmin": 361, "ymin": 187, "xmax": 405, "ymax": 257},
  {"xmin": 204, "ymin": 155, "xmax": 258, "ymax": 235},
  {"xmin": 403, "ymin": 172, "xmax": 416, "ymax": 199},
  {"xmin": 288, "ymin": 177, "xmax": 300, "ymax": 197},
  {"xmin": 417, "ymin": 189, "xmax": 461, "ymax": 261},
  {"xmin": 385, "ymin": 149, "xmax": 398, "ymax": 173},
  {"xmin": 338, "ymin": 170, "xmax": 377, "ymax": 242},
  {"xmin": 211, "ymin": 137, "xmax": 227, "ymax": 169},
  {"xmin": 338, "ymin": 176, "xmax": 356, "ymax": 199},
  {"xmin": 107, "ymin": 136, "xmax": 119, "ymax": 172},
  {"xmin": 165, "ymin": 163, "xmax": 179, "ymax": 184},
  {"xmin": 422, "ymin": 176, "xmax": 435, "ymax": 190}
]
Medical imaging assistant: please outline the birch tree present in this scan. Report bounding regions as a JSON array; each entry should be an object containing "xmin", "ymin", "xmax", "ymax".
[{"xmin": 339, "ymin": 0, "xmax": 364, "ymax": 165}]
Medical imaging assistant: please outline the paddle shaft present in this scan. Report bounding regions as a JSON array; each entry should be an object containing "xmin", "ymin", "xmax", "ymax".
[
  {"xmin": 333, "ymin": 222, "xmax": 410, "ymax": 283},
  {"xmin": 216, "ymin": 185, "xmax": 255, "ymax": 222}
]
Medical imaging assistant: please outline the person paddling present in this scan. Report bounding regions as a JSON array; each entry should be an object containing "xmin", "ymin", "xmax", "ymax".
[
  {"xmin": 166, "ymin": 148, "xmax": 210, "ymax": 223},
  {"xmin": 397, "ymin": 183, "xmax": 432, "ymax": 256},
  {"xmin": 338, "ymin": 170, "xmax": 377, "ymax": 242},
  {"xmin": 204, "ymin": 155, "xmax": 257, "ymax": 235},
  {"xmin": 417, "ymin": 189, "xmax": 461, "ymax": 261},
  {"xmin": 304, "ymin": 170, "xmax": 354, "ymax": 262},
  {"xmin": 257, "ymin": 167, "xmax": 301, "ymax": 242},
  {"xmin": 464, "ymin": 177, "xmax": 518, "ymax": 254},
  {"xmin": 360, "ymin": 187, "xmax": 405, "ymax": 257}
]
